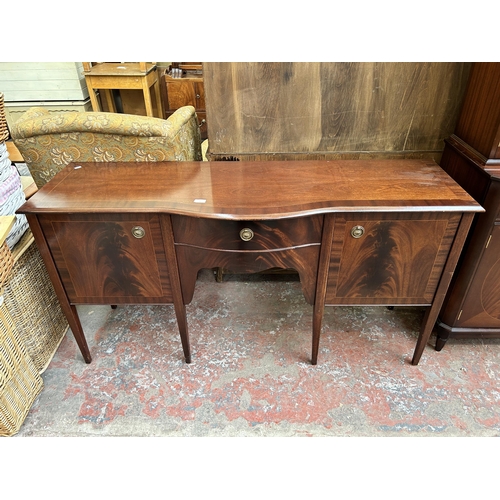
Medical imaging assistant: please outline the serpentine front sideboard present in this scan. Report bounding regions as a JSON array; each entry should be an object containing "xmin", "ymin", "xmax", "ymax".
[{"xmin": 17, "ymin": 160, "xmax": 482, "ymax": 366}]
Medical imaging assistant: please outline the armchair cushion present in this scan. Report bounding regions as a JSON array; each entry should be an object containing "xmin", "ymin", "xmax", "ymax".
[{"xmin": 11, "ymin": 106, "xmax": 202, "ymax": 187}]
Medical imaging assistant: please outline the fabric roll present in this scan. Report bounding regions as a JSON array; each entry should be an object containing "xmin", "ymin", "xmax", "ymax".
[{"xmin": 0, "ymin": 142, "xmax": 29, "ymax": 248}]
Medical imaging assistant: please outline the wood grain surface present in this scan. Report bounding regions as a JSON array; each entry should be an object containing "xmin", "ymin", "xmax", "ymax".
[
  {"xmin": 172, "ymin": 214, "xmax": 324, "ymax": 304},
  {"xmin": 39, "ymin": 214, "xmax": 172, "ymax": 303},
  {"xmin": 18, "ymin": 160, "xmax": 481, "ymax": 220},
  {"xmin": 204, "ymin": 62, "xmax": 472, "ymax": 160},
  {"xmin": 326, "ymin": 213, "xmax": 462, "ymax": 305}
]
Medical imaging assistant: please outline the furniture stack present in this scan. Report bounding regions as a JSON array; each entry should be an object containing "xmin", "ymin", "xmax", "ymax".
[{"xmin": 0, "ymin": 93, "xmax": 68, "ymax": 436}]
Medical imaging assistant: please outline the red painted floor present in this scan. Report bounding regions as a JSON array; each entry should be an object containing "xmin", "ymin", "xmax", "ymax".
[{"xmin": 14, "ymin": 269, "xmax": 500, "ymax": 437}]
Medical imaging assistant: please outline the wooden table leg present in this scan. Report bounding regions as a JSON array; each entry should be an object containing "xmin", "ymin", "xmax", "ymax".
[
  {"xmin": 25, "ymin": 215, "xmax": 92, "ymax": 363},
  {"xmin": 411, "ymin": 213, "xmax": 475, "ymax": 365},
  {"xmin": 87, "ymin": 82, "xmax": 101, "ymax": 113},
  {"xmin": 312, "ymin": 214, "xmax": 334, "ymax": 365},
  {"xmin": 153, "ymin": 80, "xmax": 164, "ymax": 119},
  {"xmin": 160, "ymin": 215, "xmax": 192, "ymax": 363},
  {"xmin": 102, "ymin": 89, "xmax": 116, "ymax": 113},
  {"xmin": 143, "ymin": 82, "xmax": 154, "ymax": 118}
]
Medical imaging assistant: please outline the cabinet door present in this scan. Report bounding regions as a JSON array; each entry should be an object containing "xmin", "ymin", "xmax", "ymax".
[
  {"xmin": 326, "ymin": 213, "xmax": 462, "ymax": 305},
  {"xmin": 39, "ymin": 214, "xmax": 172, "ymax": 304},
  {"xmin": 454, "ymin": 223, "xmax": 500, "ymax": 327},
  {"xmin": 165, "ymin": 80, "xmax": 196, "ymax": 111}
]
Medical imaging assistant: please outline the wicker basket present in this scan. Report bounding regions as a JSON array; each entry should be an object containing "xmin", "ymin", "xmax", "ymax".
[
  {"xmin": 0, "ymin": 237, "xmax": 43, "ymax": 436},
  {"xmin": 0, "ymin": 305, "xmax": 43, "ymax": 436},
  {"xmin": 0, "ymin": 93, "xmax": 9, "ymax": 143},
  {"xmin": 3, "ymin": 230, "xmax": 68, "ymax": 373},
  {"xmin": 0, "ymin": 236, "xmax": 14, "ymax": 283}
]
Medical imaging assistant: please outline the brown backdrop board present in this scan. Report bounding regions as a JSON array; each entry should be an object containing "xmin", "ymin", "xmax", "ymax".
[{"xmin": 204, "ymin": 62, "xmax": 472, "ymax": 162}]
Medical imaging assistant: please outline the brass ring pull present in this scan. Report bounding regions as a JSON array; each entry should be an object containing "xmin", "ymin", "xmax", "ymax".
[
  {"xmin": 131, "ymin": 226, "xmax": 145, "ymax": 239},
  {"xmin": 351, "ymin": 225, "xmax": 365, "ymax": 238},
  {"xmin": 239, "ymin": 228, "xmax": 254, "ymax": 241}
]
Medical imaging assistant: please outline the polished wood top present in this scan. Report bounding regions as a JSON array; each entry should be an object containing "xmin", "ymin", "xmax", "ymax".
[{"xmin": 18, "ymin": 160, "xmax": 483, "ymax": 219}]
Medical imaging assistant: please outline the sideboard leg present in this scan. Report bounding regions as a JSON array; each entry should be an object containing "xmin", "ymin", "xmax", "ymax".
[
  {"xmin": 312, "ymin": 307, "xmax": 322, "ymax": 365},
  {"xmin": 26, "ymin": 214, "xmax": 92, "ymax": 363},
  {"xmin": 173, "ymin": 302, "xmax": 191, "ymax": 364},
  {"xmin": 312, "ymin": 214, "xmax": 335, "ymax": 365},
  {"xmin": 412, "ymin": 307, "xmax": 433, "ymax": 365},
  {"xmin": 68, "ymin": 304, "xmax": 92, "ymax": 363},
  {"xmin": 161, "ymin": 215, "xmax": 192, "ymax": 363},
  {"xmin": 411, "ymin": 213, "xmax": 474, "ymax": 365}
]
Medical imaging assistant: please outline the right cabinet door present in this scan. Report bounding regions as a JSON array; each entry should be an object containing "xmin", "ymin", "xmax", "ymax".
[
  {"xmin": 453, "ymin": 223, "xmax": 500, "ymax": 328},
  {"xmin": 326, "ymin": 213, "xmax": 462, "ymax": 305}
]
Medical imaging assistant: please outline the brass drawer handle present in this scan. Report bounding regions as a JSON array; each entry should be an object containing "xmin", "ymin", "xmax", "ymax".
[
  {"xmin": 239, "ymin": 228, "xmax": 254, "ymax": 241},
  {"xmin": 351, "ymin": 225, "xmax": 365, "ymax": 238},
  {"xmin": 131, "ymin": 226, "xmax": 145, "ymax": 239}
]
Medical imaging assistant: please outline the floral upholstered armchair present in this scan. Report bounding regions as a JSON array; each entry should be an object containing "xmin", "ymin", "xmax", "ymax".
[{"xmin": 11, "ymin": 105, "xmax": 202, "ymax": 188}]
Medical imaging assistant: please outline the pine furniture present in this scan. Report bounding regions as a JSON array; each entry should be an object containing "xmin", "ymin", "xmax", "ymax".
[{"xmin": 83, "ymin": 62, "xmax": 163, "ymax": 118}]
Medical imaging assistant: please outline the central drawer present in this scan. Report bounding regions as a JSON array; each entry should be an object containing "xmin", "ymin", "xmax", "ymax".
[
  {"xmin": 171, "ymin": 214, "xmax": 324, "ymax": 305},
  {"xmin": 171, "ymin": 215, "xmax": 324, "ymax": 251}
]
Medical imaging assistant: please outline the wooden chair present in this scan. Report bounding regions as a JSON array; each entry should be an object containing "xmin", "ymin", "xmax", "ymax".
[{"xmin": 83, "ymin": 62, "xmax": 163, "ymax": 118}]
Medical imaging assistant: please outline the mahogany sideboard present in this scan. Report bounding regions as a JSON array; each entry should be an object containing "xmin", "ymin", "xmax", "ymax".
[{"xmin": 17, "ymin": 160, "xmax": 482, "ymax": 366}]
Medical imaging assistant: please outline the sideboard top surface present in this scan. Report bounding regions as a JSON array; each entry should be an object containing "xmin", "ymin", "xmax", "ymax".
[{"xmin": 18, "ymin": 160, "xmax": 482, "ymax": 220}]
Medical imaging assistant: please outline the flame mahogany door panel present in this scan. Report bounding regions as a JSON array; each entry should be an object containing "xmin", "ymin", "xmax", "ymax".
[
  {"xmin": 38, "ymin": 213, "xmax": 173, "ymax": 304},
  {"xmin": 326, "ymin": 213, "xmax": 462, "ymax": 305}
]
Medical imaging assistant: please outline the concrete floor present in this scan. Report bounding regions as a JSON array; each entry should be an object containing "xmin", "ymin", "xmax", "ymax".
[
  {"xmin": 6, "ymin": 268, "xmax": 499, "ymax": 498},
  {"xmin": 12, "ymin": 269, "xmax": 500, "ymax": 438}
]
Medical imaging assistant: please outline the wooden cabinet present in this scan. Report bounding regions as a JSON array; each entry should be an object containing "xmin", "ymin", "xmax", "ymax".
[
  {"xmin": 437, "ymin": 62, "xmax": 500, "ymax": 347},
  {"xmin": 162, "ymin": 66, "xmax": 207, "ymax": 139}
]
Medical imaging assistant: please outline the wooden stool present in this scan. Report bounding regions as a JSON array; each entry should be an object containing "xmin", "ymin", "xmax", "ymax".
[{"xmin": 83, "ymin": 62, "xmax": 163, "ymax": 118}]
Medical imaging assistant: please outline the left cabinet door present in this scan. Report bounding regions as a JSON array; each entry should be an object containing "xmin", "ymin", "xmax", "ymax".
[{"xmin": 39, "ymin": 214, "xmax": 173, "ymax": 304}]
